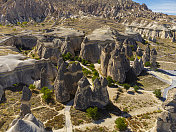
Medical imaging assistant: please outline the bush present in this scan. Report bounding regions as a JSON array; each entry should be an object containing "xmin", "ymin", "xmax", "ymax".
[
  {"xmin": 78, "ymin": 57, "xmax": 82, "ymax": 62},
  {"xmin": 98, "ymin": 59, "xmax": 101, "ymax": 64},
  {"xmin": 133, "ymin": 85, "xmax": 139, "ymax": 92},
  {"xmin": 22, "ymin": 21, "xmax": 28, "ymax": 25},
  {"xmin": 92, "ymin": 75, "xmax": 98, "ymax": 82},
  {"xmin": 129, "ymin": 56, "xmax": 135, "ymax": 61},
  {"xmin": 89, "ymin": 64, "xmax": 95, "ymax": 69},
  {"xmin": 153, "ymin": 89, "xmax": 161, "ymax": 98},
  {"xmin": 107, "ymin": 76, "xmax": 114, "ymax": 87},
  {"xmin": 74, "ymin": 56, "xmax": 79, "ymax": 61},
  {"xmin": 29, "ymin": 84, "xmax": 36, "ymax": 90},
  {"xmin": 144, "ymin": 61, "xmax": 151, "ymax": 67},
  {"xmin": 86, "ymin": 107, "xmax": 100, "ymax": 120},
  {"xmin": 115, "ymin": 117, "xmax": 128, "ymax": 131},
  {"xmin": 123, "ymin": 83, "xmax": 130, "ymax": 91},
  {"xmin": 41, "ymin": 87, "xmax": 53, "ymax": 103},
  {"xmin": 62, "ymin": 52, "xmax": 72, "ymax": 61},
  {"xmin": 156, "ymin": 62, "xmax": 160, "ymax": 68},
  {"xmin": 92, "ymin": 70, "xmax": 99, "ymax": 77},
  {"xmin": 82, "ymin": 59, "xmax": 89, "ymax": 66},
  {"xmin": 82, "ymin": 68, "xmax": 92, "ymax": 77}
]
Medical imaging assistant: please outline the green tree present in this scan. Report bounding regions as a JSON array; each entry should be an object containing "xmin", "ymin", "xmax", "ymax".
[
  {"xmin": 124, "ymin": 83, "xmax": 130, "ymax": 91},
  {"xmin": 98, "ymin": 59, "xmax": 101, "ymax": 64},
  {"xmin": 144, "ymin": 61, "xmax": 151, "ymax": 67},
  {"xmin": 106, "ymin": 76, "xmax": 114, "ymax": 87},
  {"xmin": 29, "ymin": 84, "xmax": 36, "ymax": 90},
  {"xmin": 153, "ymin": 89, "xmax": 161, "ymax": 98},
  {"xmin": 86, "ymin": 107, "xmax": 100, "ymax": 120},
  {"xmin": 115, "ymin": 117, "xmax": 128, "ymax": 131},
  {"xmin": 41, "ymin": 87, "xmax": 53, "ymax": 103},
  {"xmin": 133, "ymin": 85, "xmax": 139, "ymax": 92}
]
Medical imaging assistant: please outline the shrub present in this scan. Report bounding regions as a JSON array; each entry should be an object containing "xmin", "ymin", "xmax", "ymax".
[
  {"xmin": 92, "ymin": 75, "xmax": 98, "ymax": 82},
  {"xmin": 156, "ymin": 62, "xmax": 160, "ymax": 68},
  {"xmin": 92, "ymin": 70, "xmax": 99, "ymax": 77},
  {"xmin": 82, "ymin": 59, "xmax": 89, "ymax": 66},
  {"xmin": 41, "ymin": 87, "xmax": 53, "ymax": 103},
  {"xmin": 133, "ymin": 85, "xmax": 139, "ymax": 92},
  {"xmin": 86, "ymin": 107, "xmax": 100, "ymax": 120},
  {"xmin": 82, "ymin": 68, "xmax": 92, "ymax": 77},
  {"xmin": 32, "ymin": 54, "xmax": 35, "ymax": 58},
  {"xmin": 62, "ymin": 52, "xmax": 72, "ymax": 61},
  {"xmin": 107, "ymin": 76, "xmax": 114, "ymax": 87},
  {"xmin": 22, "ymin": 21, "xmax": 28, "ymax": 25},
  {"xmin": 129, "ymin": 56, "xmax": 135, "ymax": 61},
  {"xmin": 144, "ymin": 61, "xmax": 151, "ymax": 67},
  {"xmin": 115, "ymin": 117, "xmax": 128, "ymax": 131},
  {"xmin": 89, "ymin": 64, "xmax": 95, "ymax": 69},
  {"xmin": 98, "ymin": 59, "xmax": 101, "ymax": 64},
  {"xmin": 74, "ymin": 56, "xmax": 79, "ymax": 61},
  {"xmin": 78, "ymin": 57, "xmax": 82, "ymax": 62},
  {"xmin": 29, "ymin": 84, "xmax": 36, "ymax": 90},
  {"xmin": 123, "ymin": 83, "xmax": 130, "ymax": 91},
  {"xmin": 153, "ymin": 89, "xmax": 161, "ymax": 98}
]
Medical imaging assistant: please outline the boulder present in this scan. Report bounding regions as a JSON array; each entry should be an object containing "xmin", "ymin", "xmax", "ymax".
[{"xmin": 7, "ymin": 114, "xmax": 45, "ymax": 132}]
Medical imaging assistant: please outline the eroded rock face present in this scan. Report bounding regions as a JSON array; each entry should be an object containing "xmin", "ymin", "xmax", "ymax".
[
  {"xmin": 136, "ymin": 47, "xmax": 143, "ymax": 57},
  {"xmin": 54, "ymin": 62, "xmax": 83, "ymax": 103},
  {"xmin": 73, "ymin": 77, "xmax": 92, "ymax": 110},
  {"xmin": 156, "ymin": 95, "xmax": 176, "ymax": 132},
  {"xmin": 80, "ymin": 39, "xmax": 101, "ymax": 63},
  {"xmin": 0, "ymin": 85, "xmax": 5, "ymax": 103},
  {"xmin": 142, "ymin": 44, "xmax": 150, "ymax": 64},
  {"xmin": 7, "ymin": 114, "xmax": 45, "ymax": 132},
  {"xmin": 74, "ymin": 77, "xmax": 109, "ymax": 110},
  {"xmin": 132, "ymin": 57, "xmax": 143, "ymax": 76},
  {"xmin": 20, "ymin": 86, "xmax": 32, "ymax": 102},
  {"xmin": 0, "ymin": 35, "xmax": 37, "ymax": 50},
  {"xmin": 107, "ymin": 47, "xmax": 130, "ymax": 83},
  {"xmin": 150, "ymin": 48, "xmax": 157, "ymax": 70},
  {"xmin": 20, "ymin": 104, "xmax": 31, "ymax": 118}
]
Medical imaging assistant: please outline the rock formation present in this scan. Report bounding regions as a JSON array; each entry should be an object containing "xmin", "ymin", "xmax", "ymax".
[
  {"xmin": 7, "ymin": 114, "xmax": 45, "ymax": 132},
  {"xmin": 172, "ymin": 31, "xmax": 175, "ymax": 42},
  {"xmin": 136, "ymin": 47, "xmax": 143, "ymax": 57},
  {"xmin": 156, "ymin": 94, "xmax": 176, "ymax": 132},
  {"xmin": 142, "ymin": 44, "xmax": 150, "ymax": 65},
  {"xmin": 100, "ymin": 44, "xmax": 113, "ymax": 76},
  {"xmin": 54, "ymin": 62, "xmax": 83, "ymax": 103},
  {"xmin": 79, "ymin": 39, "xmax": 101, "ymax": 63},
  {"xmin": 132, "ymin": 57, "xmax": 143, "ymax": 76},
  {"xmin": 73, "ymin": 77, "xmax": 93, "ymax": 110},
  {"xmin": 74, "ymin": 77, "xmax": 109, "ymax": 110},
  {"xmin": 150, "ymin": 48, "xmax": 157, "ymax": 70},
  {"xmin": 20, "ymin": 86, "xmax": 32, "ymax": 102},
  {"xmin": 107, "ymin": 47, "xmax": 130, "ymax": 83}
]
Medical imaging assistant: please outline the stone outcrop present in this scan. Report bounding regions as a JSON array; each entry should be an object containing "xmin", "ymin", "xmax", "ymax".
[
  {"xmin": 0, "ymin": 35, "xmax": 37, "ymax": 50},
  {"xmin": 132, "ymin": 57, "xmax": 144, "ymax": 76},
  {"xmin": 0, "ymin": 85, "xmax": 5, "ymax": 103},
  {"xmin": 156, "ymin": 94, "xmax": 176, "ymax": 132},
  {"xmin": 0, "ymin": 54, "xmax": 57, "ymax": 97},
  {"xmin": 123, "ymin": 39, "xmax": 133, "ymax": 57},
  {"xmin": 20, "ymin": 104, "xmax": 31, "ymax": 118},
  {"xmin": 107, "ymin": 47, "xmax": 130, "ymax": 83},
  {"xmin": 54, "ymin": 62, "xmax": 83, "ymax": 103},
  {"xmin": 7, "ymin": 114, "xmax": 45, "ymax": 132},
  {"xmin": 79, "ymin": 39, "xmax": 101, "ymax": 63},
  {"xmin": 150, "ymin": 48, "xmax": 157, "ymax": 70},
  {"xmin": 20, "ymin": 86, "xmax": 32, "ymax": 102},
  {"xmin": 74, "ymin": 77, "xmax": 109, "ymax": 110},
  {"xmin": 142, "ymin": 44, "xmax": 150, "ymax": 64},
  {"xmin": 136, "ymin": 47, "xmax": 143, "ymax": 57},
  {"xmin": 73, "ymin": 77, "xmax": 93, "ymax": 110}
]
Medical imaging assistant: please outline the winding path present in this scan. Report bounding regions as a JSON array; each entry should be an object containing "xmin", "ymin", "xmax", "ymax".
[
  {"xmin": 147, "ymin": 69, "xmax": 176, "ymax": 100},
  {"xmin": 65, "ymin": 100, "xmax": 74, "ymax": 132}
]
